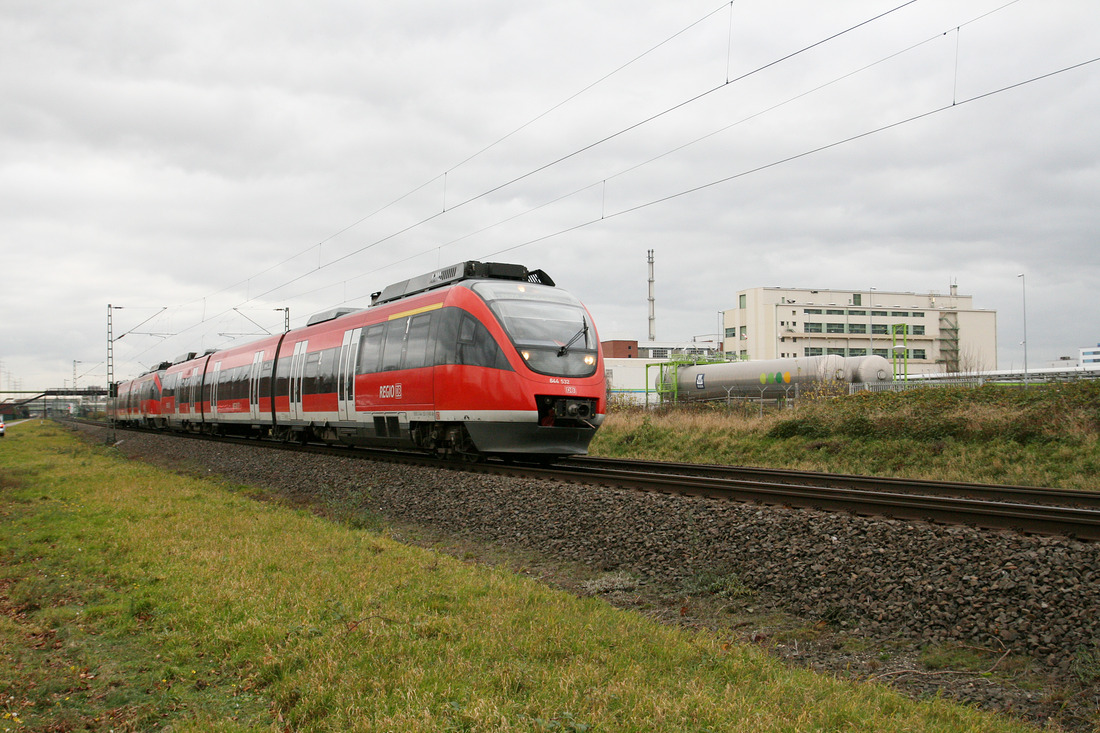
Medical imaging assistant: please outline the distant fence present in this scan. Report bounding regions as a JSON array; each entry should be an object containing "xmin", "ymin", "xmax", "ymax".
[{"xmin": 849, "ymin": 379, "xmax": 983, "ymax": 394}]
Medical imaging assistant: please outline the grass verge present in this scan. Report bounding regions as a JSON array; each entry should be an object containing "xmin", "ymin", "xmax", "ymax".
[
  {"xmin": 0, "ymin": 421, "xmax": 1034, "ymax": 731},
  {"xmin": 591, "ymin": 382, "xmax": 1100, "ymax": 489}
]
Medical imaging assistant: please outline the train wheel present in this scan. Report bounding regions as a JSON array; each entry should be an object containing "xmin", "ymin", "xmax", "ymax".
[{"xmin": 446, "ymin": 425, "xmax": 482, "ymax": 463}]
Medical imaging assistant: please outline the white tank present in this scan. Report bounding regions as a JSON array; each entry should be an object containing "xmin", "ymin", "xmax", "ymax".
[
  {"xmin": 844, "ymin": 355, "xmax": 892, "ymax": 383},
  {"xmin": 670, "ymin": 355, "xmax": 849, "ymax": 400}
]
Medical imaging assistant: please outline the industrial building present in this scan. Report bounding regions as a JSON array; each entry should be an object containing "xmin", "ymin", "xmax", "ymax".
[
  {"xmin": 602, "ymin": 340, "xmax": 722, "ymax": 360},
  {"xmin": 721, "ymin": 284, "xmax": 998, "ymax": 375}
]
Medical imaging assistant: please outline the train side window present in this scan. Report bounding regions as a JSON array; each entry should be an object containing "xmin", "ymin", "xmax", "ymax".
[
  {"xmin": 380, "ymin": 319, "xmax": 406, "ymax": 372},
  {"xmin": 431, "ymin": 307, "xmax": 511, "ymax": 371},
  {"xmin": 404, "ymin": 314, "xmax": 433, "ymax": 369},
  {"xmin": 457, "ymin": 315, "xmax": 509, "ymax": 370},
  {"xmin": 217, "ymin": 366, "xmax": 230, "ymax": 399},
  {"xmin": 459, "ymin": 318, "xmax": 476, "ymax": 344},
  {"xmin": 357, "ymin": 325, "xmax": 384, "ymax": 375},
  {"xmin": 302, "ymin": 351, "xmax": 323, "ymax": 394},
  {"xmin": 238, "ymin": 365, "xmax": 249, "ymax": 400},
  {"xmin": 317, "ymin": 348, "xmax": 337, "ymax": 393},
  {"xmin": 232, "ymin": 365, "xmax": 248, "ymax": 401},
  {"xmin": 259, "ymin": 359, "xmax": 274, "ymax": 398},
  {"xmin": 274, "ymin": 355, "xmax": 291, "ymax": 400},
  {"xmin": 433, "ymin": 309, "xmax": 460, "ymax": 365}
]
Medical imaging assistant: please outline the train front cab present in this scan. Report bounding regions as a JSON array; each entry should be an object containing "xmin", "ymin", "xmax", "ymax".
[
  {"xmin": 263, "ymin": 276, "xmax": 603, "ymax": 459},
  {"xmin": 434, "ymin": 279, "xmax": 605, "ymax": 458}
]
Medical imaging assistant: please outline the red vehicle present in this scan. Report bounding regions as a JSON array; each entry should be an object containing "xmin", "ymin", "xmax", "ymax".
[
  {"xmin": 111, "ymin": 261, "xmax": 606, "ymax": 459},
  {"xmin": 161, "ymin": 351, "xmax": 214, "ymax": 431},
  {"xmin": 109, "ymin": 368, "xmax": 165, "ymax": 427}
]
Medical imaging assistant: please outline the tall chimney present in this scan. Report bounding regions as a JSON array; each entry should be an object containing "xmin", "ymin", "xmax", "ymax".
[{"xmin": 647, "ymin": 249, "xmax": 656, "ymax": 341}]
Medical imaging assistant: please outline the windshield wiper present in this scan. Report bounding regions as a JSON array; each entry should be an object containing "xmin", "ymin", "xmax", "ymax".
[{"xmin": 558, "ymin": 316, "xmax": 589, "ymax": 357}]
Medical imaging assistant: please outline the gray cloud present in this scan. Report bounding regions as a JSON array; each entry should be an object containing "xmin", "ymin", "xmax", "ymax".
[{"xmin": 2, "ymin": 0, "xmax": 1098, "ymax": 388}]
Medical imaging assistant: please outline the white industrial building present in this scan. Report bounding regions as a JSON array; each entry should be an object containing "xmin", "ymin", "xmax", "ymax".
[{"xmin": 721, "ymin": 285, "xmax": 998, "ymax": 375}]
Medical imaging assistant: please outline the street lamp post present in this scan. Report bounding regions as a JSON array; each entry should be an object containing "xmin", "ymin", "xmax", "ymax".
[
  {"xmin": 1017, "ymin": 274, "xmax": 1028, "ymax": 388},
  {"xmin": 869, "ymin": 287, "xmax": 876, "ymax": 357},
  {"xmin": 73, "ymin": 359, "xmax": 84, "ymax": 416},
  {"xmin": 891, "ymin": 324, "xmax": 909, "ymax": 382}
]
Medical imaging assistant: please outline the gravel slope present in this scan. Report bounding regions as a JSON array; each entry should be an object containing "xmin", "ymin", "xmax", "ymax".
[{"xmin": 73, "ymin": 424, "xmax": 1100, "ymax": 731}]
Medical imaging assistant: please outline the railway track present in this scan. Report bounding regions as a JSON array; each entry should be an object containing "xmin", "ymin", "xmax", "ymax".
[
  {"xmin": 547, "ymin": 457, "xmax": 1100, "ymax": 541},
  {"xmin": 76, "ymin": 419, "xmax": 1100, "ymax": 541}
]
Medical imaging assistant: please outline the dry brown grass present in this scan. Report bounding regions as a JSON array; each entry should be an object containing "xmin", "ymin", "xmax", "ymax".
[{"xmin": 592, "ymin": 384, "xmax": 1100, "ymax": 489}]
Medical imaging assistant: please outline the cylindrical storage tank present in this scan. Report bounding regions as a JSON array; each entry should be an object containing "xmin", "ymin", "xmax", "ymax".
[
  {"xmin": 670, "ymin": 355, "xmax": 846, "ymax": 400},
  {"xmin": 844, "ymin": 355, "xmax": 892, "ymax": 383}
]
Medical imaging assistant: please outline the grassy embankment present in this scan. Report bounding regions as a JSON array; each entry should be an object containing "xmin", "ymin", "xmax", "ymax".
[
  {"xmin": 591, "ymin": 381, "xmax": 1100, "ymax": 490},
  {"xmin": 0, "ymin": 421, "xmax": 1036, "ymax": 731}
]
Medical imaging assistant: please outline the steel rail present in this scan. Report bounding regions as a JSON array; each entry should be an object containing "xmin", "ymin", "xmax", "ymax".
[
  {"xmin": 495, "ymin": 462, "xmax": 1100, "ymax": 541},
  {"xmin": 566, "ymin": 455, "xmax": 1100, "ymax": 508}
]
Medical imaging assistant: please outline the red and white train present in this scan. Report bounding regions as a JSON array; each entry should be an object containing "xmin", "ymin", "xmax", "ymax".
[{"xmin": 109, "ymin": 261, "xmax": 606, "ymax": 459}]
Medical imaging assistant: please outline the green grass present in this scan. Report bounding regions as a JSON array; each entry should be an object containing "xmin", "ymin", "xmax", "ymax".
[
  {"xmin": 591, "ymin": 382, "xmax": 1100, "ymax": 489},
  {"xmin": 0, "ymin": 421, "xmax": 1036, "ymax": 731}
]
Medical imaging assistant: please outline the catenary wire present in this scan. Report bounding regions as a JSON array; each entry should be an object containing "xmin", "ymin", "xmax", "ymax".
[
  {"xmin": 481, "ymin": 55, "xmax": 1100, "ymax": 260},
  {"xmin": 166, "ymin": 2, "xmax": 735, "ymax": 315},
  {"xmin": 119, "ymin": 2, "xmax": 1077, "ymax": 375},
  {"xmin": 242, "ymin": 0, "xmax": 920, "ymax": 304},
  {"xmin": 244, "ymin": 0, "xmax": 1026, "ymax": 312},
  {"xmin": 121, "ymin": 0, "xmax": 923, "ymax": 374}
]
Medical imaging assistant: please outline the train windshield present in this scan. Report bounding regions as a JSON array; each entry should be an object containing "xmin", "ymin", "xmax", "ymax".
[{"xmin": 471, "ymin": 281, "xmax": 598, "ymax": 378}]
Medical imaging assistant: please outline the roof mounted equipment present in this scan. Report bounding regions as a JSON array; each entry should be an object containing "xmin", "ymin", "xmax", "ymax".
[
  {"xmin": 371, "ymin": 261, "xmax": 555, "ymax": 306},
  {"xmin": 306, "ymin": 307, "xmax": 362, "ymax": 327}
]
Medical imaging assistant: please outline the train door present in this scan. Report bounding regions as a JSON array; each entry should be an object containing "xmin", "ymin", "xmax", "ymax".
[
  {"xmin": 209, "ymin": 361, "xmax": 222, "ymax": 417},
  {"xmin": 187, "ymin": 367, "xmax": 201, "ymax": 420},
  {"xmin": 338, "ymin": 328, "xmax": 361, "ymax": 422},
  {"xmin": 185, "ymin": 368, "xmax": 197, "ymax": 417},
  {"xmin": 288, "ymin": 341, "xmax": 307, "ymax": 422},
  {"xmin": 248, "ymin": 350, "xmax": 265, "ymax": 421}
]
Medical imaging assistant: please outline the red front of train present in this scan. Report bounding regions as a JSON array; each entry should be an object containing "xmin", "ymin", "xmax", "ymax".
[{"xmin": 271, "ymin": 261, "xmax": 606, "ymax": 458}]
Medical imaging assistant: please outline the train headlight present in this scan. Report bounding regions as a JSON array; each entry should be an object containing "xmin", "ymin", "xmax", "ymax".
[
  {"xmin": 583, "ymin": 355, "xmax": 596, "ymax": 366},
  {"xmin": 522, "ymin": 350, "xmax": 531, "ymax": 360}
]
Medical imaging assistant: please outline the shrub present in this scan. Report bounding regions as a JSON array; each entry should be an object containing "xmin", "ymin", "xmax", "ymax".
[{"xmin": 766, "ymin": 418, "xmax": 826, "ymax": 439}]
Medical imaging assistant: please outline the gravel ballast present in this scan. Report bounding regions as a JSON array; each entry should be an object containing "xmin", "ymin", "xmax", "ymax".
[{"xmin": 72, "ymin": 423, "xmax": 1100, "ymax": 730}]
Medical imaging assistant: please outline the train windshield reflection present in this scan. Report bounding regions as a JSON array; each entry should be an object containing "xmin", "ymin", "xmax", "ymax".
[{"xmin": 471, "ymin": 281, "xmax": 598, "ymax": 377}]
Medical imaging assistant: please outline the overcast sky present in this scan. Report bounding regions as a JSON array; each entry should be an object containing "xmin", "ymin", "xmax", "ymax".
[{"xmin": 2, "ymin": 0, "xmax": 1097, "ymax": 389}]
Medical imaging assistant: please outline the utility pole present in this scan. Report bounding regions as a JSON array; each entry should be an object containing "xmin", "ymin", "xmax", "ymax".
[
  {"xmin": 107, "ymin": 304, "xmax": 116, "ymax": 441},
  {"xmin": 1018, "ymin": 273, "xmax": 1028, "ymax": 388}
]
